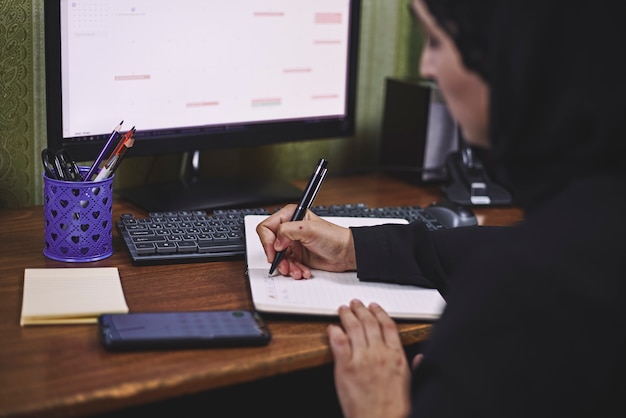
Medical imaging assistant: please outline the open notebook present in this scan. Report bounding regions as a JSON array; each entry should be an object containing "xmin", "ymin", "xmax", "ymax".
[{"xmin": 244, "ymin": 215, "xmax": 446, "ymax": 320}]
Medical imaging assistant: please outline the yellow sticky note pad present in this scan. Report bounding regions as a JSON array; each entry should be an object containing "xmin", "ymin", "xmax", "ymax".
[{"xmin": 20, "ymin": 267, "xmax": 129, "ymax": 326}]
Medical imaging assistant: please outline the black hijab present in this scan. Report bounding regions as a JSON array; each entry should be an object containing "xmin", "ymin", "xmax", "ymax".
[
  {"xmin": 423, "ymin": 0, "xmax": 626, "ymax": 212},
  {"xmin": 410, "ymin": 4, "xmax": 625, "ymax": 416}
]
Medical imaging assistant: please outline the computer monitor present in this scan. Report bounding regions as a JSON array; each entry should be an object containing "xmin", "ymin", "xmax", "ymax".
[{"xmin": 44, "ymin": 0, "xmax": 361, "ymax": 211}]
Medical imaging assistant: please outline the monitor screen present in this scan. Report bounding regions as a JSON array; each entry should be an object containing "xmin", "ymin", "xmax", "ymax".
[{"xmin": 44, "ymin": 0, "xmax": 361, "ymax": 211}]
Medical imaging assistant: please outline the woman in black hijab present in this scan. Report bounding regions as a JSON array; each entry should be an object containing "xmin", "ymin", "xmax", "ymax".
[{"xmin": 256, "ymin": 0, "xmax": 625, "ymax": 416}]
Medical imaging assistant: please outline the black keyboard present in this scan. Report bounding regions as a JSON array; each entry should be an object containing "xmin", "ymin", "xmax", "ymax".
[{"xmin": 116, "ymin": 203, "xmax": 448, "ymax": 266}]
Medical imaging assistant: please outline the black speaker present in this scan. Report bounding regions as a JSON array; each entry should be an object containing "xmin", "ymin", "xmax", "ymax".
[{"xmin": 380, "ymin": 78, "xmax": 458, "ymax": 183}]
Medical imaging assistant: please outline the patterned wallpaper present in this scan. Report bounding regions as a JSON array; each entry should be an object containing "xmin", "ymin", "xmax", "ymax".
[
  {"xmin": 0, "ymin": 0, "xmax": 37, "ymax": 208},
  {"xmin": 0, "ymin": 0, "xmax": 421, "ymax": 209}
]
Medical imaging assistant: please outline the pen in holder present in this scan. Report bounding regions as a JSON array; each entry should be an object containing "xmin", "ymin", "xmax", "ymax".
[{"xmin": 43, "ymin": 166, "xmax": 114, "ymax": 262}]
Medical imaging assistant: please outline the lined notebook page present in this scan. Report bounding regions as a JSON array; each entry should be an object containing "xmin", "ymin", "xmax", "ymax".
[
  {"xmin": 244, "ymin": 215, "xmax": 446, "ymax": 320},
  {"xmin": 21, "ymin": 267, "xmax": 129, "ymax": 326}
]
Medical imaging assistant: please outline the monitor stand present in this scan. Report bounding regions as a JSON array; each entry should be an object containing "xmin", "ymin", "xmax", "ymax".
[{"xmin": 116, "ymin": 151, "xmax": 303, "ymax": 212}]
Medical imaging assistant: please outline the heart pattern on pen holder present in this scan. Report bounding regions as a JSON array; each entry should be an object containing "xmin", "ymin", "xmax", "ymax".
[{"xmin": 43, "ymin": 167, "xmax": 114, "ymax": 262}]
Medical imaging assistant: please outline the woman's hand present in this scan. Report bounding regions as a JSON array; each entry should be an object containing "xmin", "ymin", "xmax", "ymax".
[
  {"xmin": 256, "ymin": 204, "xmax": 356, "ymax": 279},
  {"xmin": 327, "ymin": 299, "xmax": 412, "ymax": 418}
]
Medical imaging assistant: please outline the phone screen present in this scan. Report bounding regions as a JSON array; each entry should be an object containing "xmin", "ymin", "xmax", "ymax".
[{"xmin": 98, "ymin": 310, "xmax": 271, "ymax": 351}]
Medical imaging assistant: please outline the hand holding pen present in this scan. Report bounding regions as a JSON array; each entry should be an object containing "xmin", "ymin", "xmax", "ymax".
[{"xmin": 268, "ymin": 158, "xmax": 328, "ymax": 276}]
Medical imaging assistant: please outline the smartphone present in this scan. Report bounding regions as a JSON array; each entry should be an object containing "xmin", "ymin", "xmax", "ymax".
[{"xmin": 98, "ymin": 310, "xmax": 271, "ymax": 351}]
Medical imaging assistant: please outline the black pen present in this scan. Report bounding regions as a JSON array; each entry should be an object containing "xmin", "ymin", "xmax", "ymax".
[{"xmin": 268, "ymin": 158, "xmax": 328, "ymax": 276}]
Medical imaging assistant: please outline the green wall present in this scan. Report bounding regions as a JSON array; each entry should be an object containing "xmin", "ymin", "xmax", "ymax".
[{"xmin": 0, "ymin": 0, "xmax": 422, "ymax": 208}]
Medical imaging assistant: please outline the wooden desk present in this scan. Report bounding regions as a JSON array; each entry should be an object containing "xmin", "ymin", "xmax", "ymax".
[{"xmin": 0, "ymin": 173, "xmax": 523, "ymax": 418}]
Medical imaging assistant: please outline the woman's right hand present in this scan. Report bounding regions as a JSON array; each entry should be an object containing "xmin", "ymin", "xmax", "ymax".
[{"xmin": 256, "ymin": 204, "xmax": 357, "ymax": 279}]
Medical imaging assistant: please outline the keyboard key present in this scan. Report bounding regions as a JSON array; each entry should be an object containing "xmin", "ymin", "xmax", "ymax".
[
  {"xmin": 156, "ymin": 241, "xmax": 177, "ymax": 254},
  {"xmin": 177, "ymin": 241, "xmax": 198, "ymax": 253},
  {"xmin": 134, "ymin": 242, "xmax": 156, "ymax": 255}
]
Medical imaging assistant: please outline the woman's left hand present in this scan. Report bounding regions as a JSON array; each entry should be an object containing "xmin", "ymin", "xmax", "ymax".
[{"xmin": 327, "ymin": 299, "xmax": 412, "ymax": 418}]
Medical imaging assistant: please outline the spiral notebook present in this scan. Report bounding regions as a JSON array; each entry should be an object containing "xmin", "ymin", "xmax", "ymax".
[{"xmin": 244, "ymin": 215, "xmax": 446, "ymax": 320}]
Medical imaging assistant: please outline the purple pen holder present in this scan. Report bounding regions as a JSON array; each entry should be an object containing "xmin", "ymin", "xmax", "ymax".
[{"xmin": 43, "ymin": 167, "xmax": 114, "ymax": 262}]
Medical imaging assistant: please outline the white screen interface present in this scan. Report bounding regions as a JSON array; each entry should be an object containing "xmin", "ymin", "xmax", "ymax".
[{"xmin": 60, "ymin": 0, "xmax": 352, "ymax": 138}]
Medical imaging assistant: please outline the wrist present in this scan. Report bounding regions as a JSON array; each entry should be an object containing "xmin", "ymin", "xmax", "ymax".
[{"xmin": 342, "ymin": 229, "xmax": 357, "ymax": 271}]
